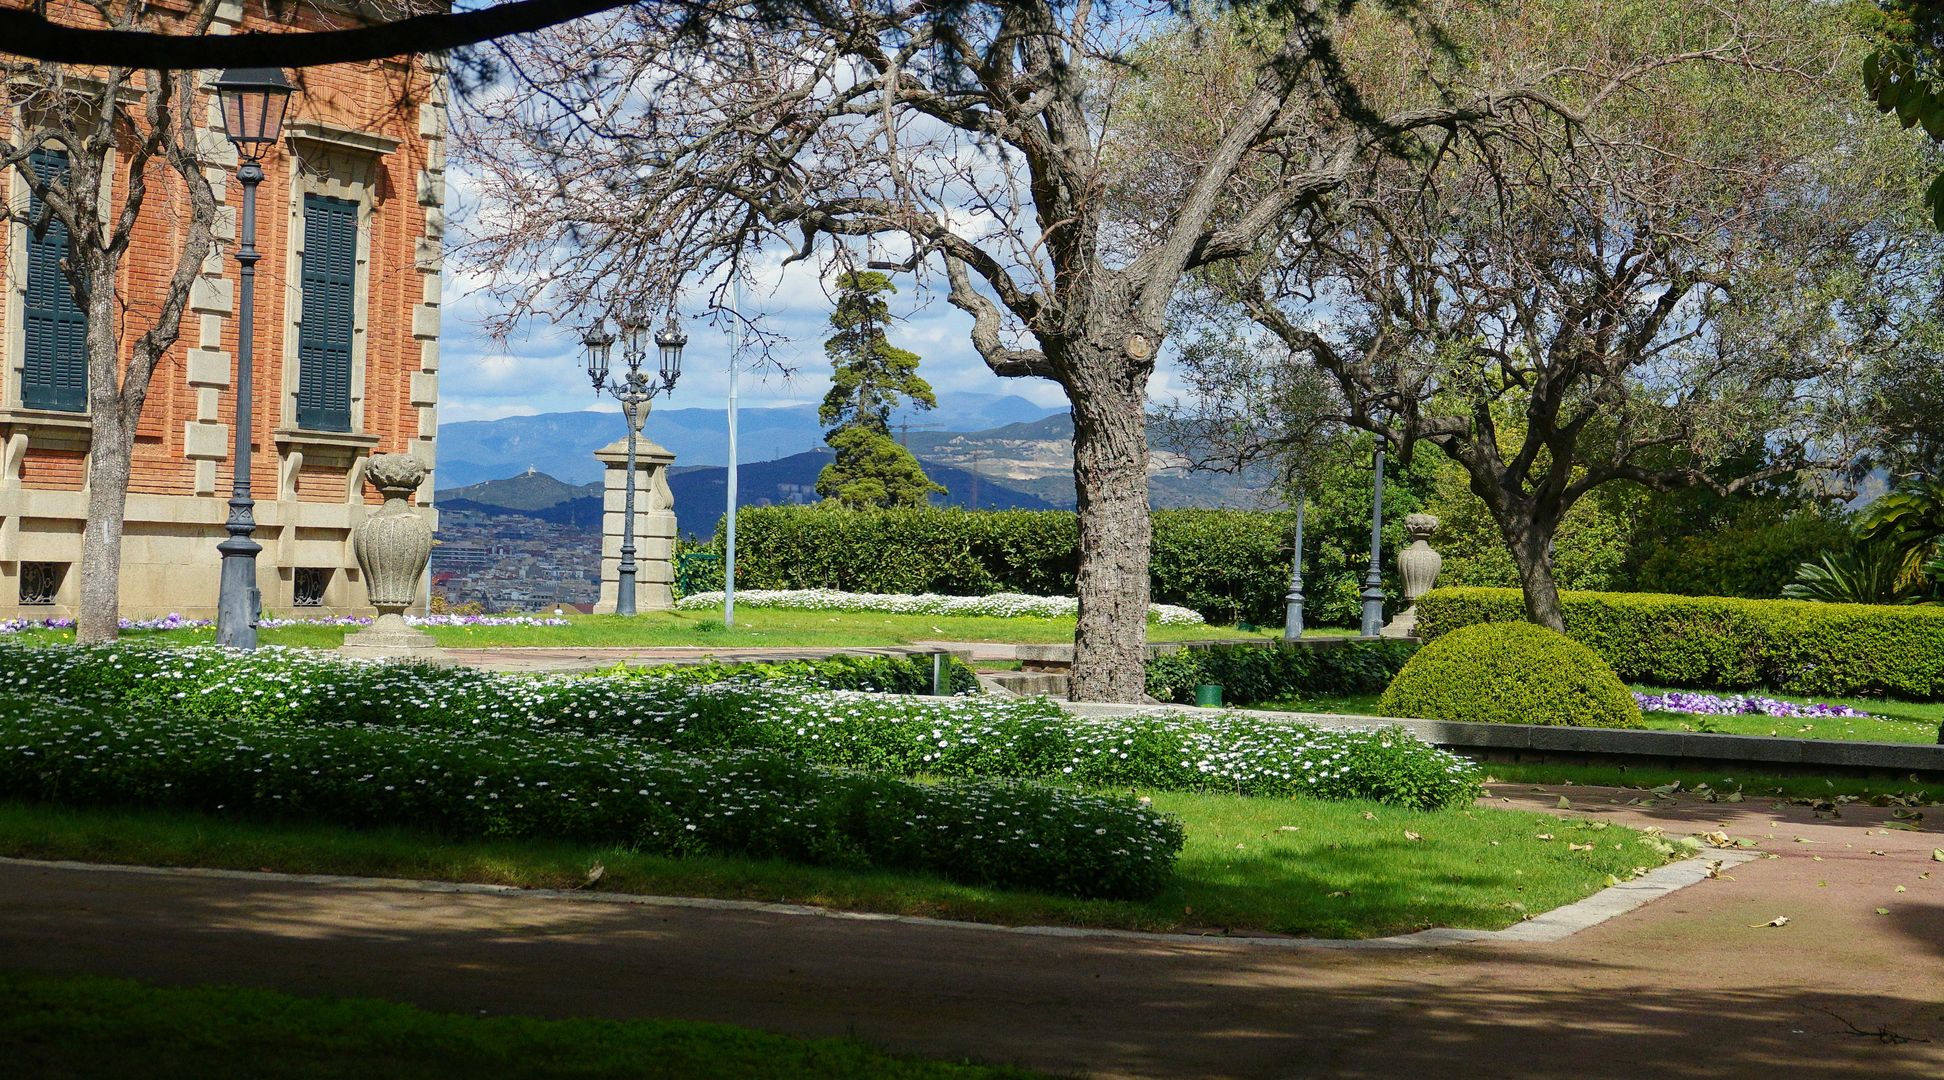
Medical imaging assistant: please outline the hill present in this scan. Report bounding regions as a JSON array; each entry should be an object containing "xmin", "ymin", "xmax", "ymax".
[{"xmin": 436, "ymin": 392, "xmax": 1062, "ymax": 487}]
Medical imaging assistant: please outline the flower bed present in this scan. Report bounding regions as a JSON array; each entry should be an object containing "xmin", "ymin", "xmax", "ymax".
[
  {"xmin": 607, "ymin": 653, "xmax": 983, "ymax": 696},
  {"xmin": 1633, "ymin": 691, "xmax": 1873, "ymax": 720},
  {"xmin": 0, "ymin": 643, "xmax": 1482, "ymax": 809},
  {"xmin": 0, "ymin": 694, "xmax": 1181, "ymax": 899},
  {"xmin": 674, "ymin": 588, "xmax": 1207, "ymax": 626},
  {"xmin": 0, "ymin": 614, "xmax": 570, "ymax": 635}
]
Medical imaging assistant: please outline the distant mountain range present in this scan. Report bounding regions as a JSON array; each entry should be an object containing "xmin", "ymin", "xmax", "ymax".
[
  {"xmin": 435, "ymin": 392, "xmax": 1063, "ymax": 487},
  {"xmin": 438, "ymin": 399, "xmax": 1278, "ymax": 510},
  {"xmin": 437, "ymin": 451, "xmax": 1058, "ymax": 537}
]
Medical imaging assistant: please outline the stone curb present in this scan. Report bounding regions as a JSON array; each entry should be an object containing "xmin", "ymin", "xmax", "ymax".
[{"xmin": 0, "ymin": 850, "xmax": 1759, "ymax": 952}]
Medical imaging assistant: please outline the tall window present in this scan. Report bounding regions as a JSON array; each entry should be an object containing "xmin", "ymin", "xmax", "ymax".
[
  {"xmin": 296, "ymin": 193, "xmax": 356, "ymax": 432},
  {"xmin": 21, "ymin": 148, "xmax": 86, "ymax": 413}
]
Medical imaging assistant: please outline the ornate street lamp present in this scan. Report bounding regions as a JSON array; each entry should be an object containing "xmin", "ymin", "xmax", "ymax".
[
  {"xmin": 1284, "ymin": 488, "xmax": 1306, "ymax": 640},
  {"xmin": 586, "ymin": 308, "xmax": 683, "ymax": 615},
  {"xmin": 1360, "ymin": 443, "xmax": 1387, "ymax": 637},
  {"xmin": 213, "ymin": 67, "xmax": 295, "ymax": 650}
]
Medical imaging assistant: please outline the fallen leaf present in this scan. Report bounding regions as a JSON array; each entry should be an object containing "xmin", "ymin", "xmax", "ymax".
[
  {"xmin": 1557, "ymin": 796, "xmax": 1573, "ymax": 810},
  {"xmin": 1568, "ymin": 842, "xmax": 1594, "ymax": 852},
  {"xmin": 1895, "ymin": 885, "xmax": 1907, "ymax": 893},
  {"xmin": 1404, "ymin": 830, "xmax": 1423, "ymax": 842},
  {"xmin": 1813, "ymin": 856, "xmax": 1823, "ymax": 862},
  {"xmin": 1876, "ymin": 907, "xmax": 1891, "ymax": 916},
  {"xmin": 1536, "ymin": 833, "xmax": 1555, "ymax": 841},
  {"xmin": 1870, "ymin": 850, "xmax": 1889, "ymax": 857},
  {"xmin": 1651, "ymin": 782, "xmax": 1681, "ymax": 795},
  {"xmin": 1277, "ymin": 826, "xmax": 1301, "ymax": 833},
  {"xmin": 1933, "ymin": 849, "xmax": 1943, "ymax": 863},
  {"xmin": 1488, "ymin": 840, "xmax": 1500, "ymax": 846},
  {"xmin": 1327, "ymin": 890, "xmax": 1348, "ymax": 899},
  {"xmin": 578, "ymin": 862, "xmax": 605, "ymax": 890},
  {"xmin": 1361, "ymin": 811, "xmax": 1376, "ymax": 821},
  {"xmin": 1702, "ymin": 830, "xmax": 1734, "ymax": 848},
  {"xmin": 1749, "ymin": 916, "xmax": 1790, "ymax": 928}
]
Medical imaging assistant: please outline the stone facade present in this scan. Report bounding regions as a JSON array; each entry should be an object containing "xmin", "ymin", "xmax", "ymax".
[
  {"xmin": 593, "ymin": 435, "xmax": 677, "ymax": 614},
  {"xmin": 0, "ymin": 0, "xmax": 444, "ymax": 619}
]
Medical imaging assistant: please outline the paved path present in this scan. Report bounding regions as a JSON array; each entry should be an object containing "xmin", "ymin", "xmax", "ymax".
[{"xmin": 2, "ymin": 787, "xmax": 1939, "ymax": 1078}]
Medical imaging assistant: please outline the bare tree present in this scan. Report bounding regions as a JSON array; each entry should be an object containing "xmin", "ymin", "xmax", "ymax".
[
  {"xmin": 1, "ymin": 1, "xmax": 230, "ymax": 640},
  {"xmin": 1181, "ymin": 0, "xmax": 1942, "ymax": 630},
  {"xmin": 455, "ymin": 1, "xmax": 1561, "ymax": 699}
]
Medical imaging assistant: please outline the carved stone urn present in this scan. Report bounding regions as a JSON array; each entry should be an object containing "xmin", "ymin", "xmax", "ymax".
[
  {"xmin": 1382, "ymin": 513, "xmax": 1443, "ymax": 639},
  {"xmin": 340, "ymin": 453, "xmax": 446, "ymax": 661}
]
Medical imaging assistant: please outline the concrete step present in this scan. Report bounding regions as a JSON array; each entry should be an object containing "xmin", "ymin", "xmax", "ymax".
[{"xmin": 985, "ymin": 671, "xmax": 1070, "ymax": 699}]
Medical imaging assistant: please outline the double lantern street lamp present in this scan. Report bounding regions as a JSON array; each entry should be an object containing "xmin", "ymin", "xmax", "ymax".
[
  {"xmin": 212, "ymin": 67, "xmax": 295, "ymax": 651},
  {"xmin": 585, "ymin": 309, "xmax": 685, "ymax": 616}
]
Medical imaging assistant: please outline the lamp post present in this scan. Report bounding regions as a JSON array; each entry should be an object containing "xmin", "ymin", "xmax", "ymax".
[
  {"xmin": 1360, "ymin": 444, "xmax": 1387, "ymax": 637},
  {"xmin": 586, "ymin": 308, "xmax": 683, "ymax": 615},
  {"xmin": 213, "ymin": 67, "xmax": 294, "ymax": 650},
  {"xmin": 1283, "ymin": 489, "xmax": 1306, "ymax": 640}
]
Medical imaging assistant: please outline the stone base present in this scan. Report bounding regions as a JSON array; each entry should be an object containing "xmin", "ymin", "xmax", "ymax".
[
  {"xmin": 1380, "ymin": 606, "xmax": 1419, "ymax": 639},
  {"xmin": 339, "ymin": 612, "xmax": 451, "ymax": 664}
]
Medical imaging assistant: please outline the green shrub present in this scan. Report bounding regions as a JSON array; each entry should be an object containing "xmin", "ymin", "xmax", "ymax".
[
  {"xmin": 0, "ymin": 695, "xmax": 1182, "ymax": 899},
  {"xmin": 1379, "ymin": 622, "xmax": 1642, "ymax": 729},
  {"xmin": 606, "ymin": 654, "xmax": 983, "ymax": 696},
  {"xmin": 701, "ymin": 506, "xmax": 1410, "ymax": 626},
  {"xmin": 1416, "ymin": 587, "xmax": 1944, "ymax": 700},
  {"xmin": 1143, "ymin": 639, "xmax": 1416, "ymax": 705}
]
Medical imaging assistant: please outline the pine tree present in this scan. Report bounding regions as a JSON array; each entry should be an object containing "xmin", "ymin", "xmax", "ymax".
[{"xmin": 816, "ymin": 271, "xmax": 946, "ymax": 508}]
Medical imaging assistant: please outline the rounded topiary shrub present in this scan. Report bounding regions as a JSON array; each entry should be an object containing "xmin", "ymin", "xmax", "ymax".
[{"xmin": 1378, "ymin": 622, "xmax": 1642, "ymax": 729}]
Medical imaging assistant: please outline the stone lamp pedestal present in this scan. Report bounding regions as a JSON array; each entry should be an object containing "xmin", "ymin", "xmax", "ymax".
[
  {"xmin": 340, "ymin": 453, "xmax": 446, "ymax": 662},
  {"xmin": 1382, "ymin": 513, "xmax": 1442, "ymax": 639},
  {"xmin": 594, "ymin": 435, "xmax": 678, "ymax": 613}
]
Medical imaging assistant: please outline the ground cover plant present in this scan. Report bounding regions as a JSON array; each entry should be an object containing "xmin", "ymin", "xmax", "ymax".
[
  {"xmin": 0, "ymin": 694, "xmax": 1181, "ymax": 899},
  {"xmin": 0, "ymin": 792, "xmax": 1669, "ymax": 938},
  {"xmin": 677, "ymin": 588, "xmax": 1208, "ymax": 626},
  {"xmin": 0, "ymin": 643, "xmax": 1485, "ymax": 810},
  {"xmin": 0, "ymin": 973, "xmax": 1043, "ymax": 1080},
  {"xmin": 1379, "ymin": 623, "xmax": 1642, "ymax": 729}
]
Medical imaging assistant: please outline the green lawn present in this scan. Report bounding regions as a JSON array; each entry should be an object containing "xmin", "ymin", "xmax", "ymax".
[
  {"xmin": 1481, "ymin": 761, "xmax": 1944, "ymax": 805},
  {"xmin": 0, "ymin": 794, "xmax": 1659, "ymax": 940},
  {"xmin": 0, "ymin": 972, "xmax": 1043, "ymax": 1079},
  {"xmin": 5, "ymin": 609, "xmax": 1273, "ymax": 650}
]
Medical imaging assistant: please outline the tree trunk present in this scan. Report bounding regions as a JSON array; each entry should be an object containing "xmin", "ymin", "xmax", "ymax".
[
  {"xmin": 75, "ymin": 260, "xmax": 131, "ymax": 644},
  {"xmin": 77, "ymin": 406, "xmax": 133, "ymax": 643},
  {"xmin": 1507, "ymin": 521, "xmax": 1566, "ymax": 633},
  {"xmin": 1065, "ymin": 349, "xmax": 1152, "ymax": 703}
]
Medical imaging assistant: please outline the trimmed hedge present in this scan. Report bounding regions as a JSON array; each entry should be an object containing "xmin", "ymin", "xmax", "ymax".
[
  {"xmin": 0, "ymin": 695, "xmax": 1183, "ymax": 899},
  {"xmin": 1379, "ymin": 623, "xmax": 1642, "ymax": 729},
  {"xmin": 606, "ymin": 654, "xmax": 984, "ymax": 696},
  {"xmin": 1416, "ymin": 587, "xmax": 1944, "ymax": 701},
  {"xmin": 1144, "ymin": 640, "xmax": 1416, "ymax": 705},
  {"xmin": 700, "ymin": 506, "xmax": 1402, "ymax": 626}
]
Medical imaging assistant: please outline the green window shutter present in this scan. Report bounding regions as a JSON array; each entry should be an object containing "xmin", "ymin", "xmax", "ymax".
[
  {"xmin": 297, "ymin": 194, "xmax": 357, "ymax": 432},
  {"xmin": 21, "ymin": 148, "xmax": 87, "ymax": 413}
]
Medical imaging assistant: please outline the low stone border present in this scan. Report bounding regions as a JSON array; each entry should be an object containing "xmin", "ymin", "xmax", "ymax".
[
  {"xmin": 1060, "ymin": 701, "xmax": 1944, "ymax": 781},
  {"xmin": 0, "ymin": 850, "xmax": 1758, "ymax": 952}
]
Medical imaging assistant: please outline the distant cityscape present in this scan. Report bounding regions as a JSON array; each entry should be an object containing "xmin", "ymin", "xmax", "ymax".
[{"xmin": 432, "ymin": 506, "xmax": 601, "ymax": 612}]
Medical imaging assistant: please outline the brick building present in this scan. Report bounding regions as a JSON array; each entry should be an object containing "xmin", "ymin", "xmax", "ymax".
[{"xmin": 0, "ymin": 1, "xmax": 446, "ymax": 619}]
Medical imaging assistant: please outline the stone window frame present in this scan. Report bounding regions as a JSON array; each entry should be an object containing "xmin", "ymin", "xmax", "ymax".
[{"xmin": 277, "ymin": 122, "xmax": 397, "ymax": 438}]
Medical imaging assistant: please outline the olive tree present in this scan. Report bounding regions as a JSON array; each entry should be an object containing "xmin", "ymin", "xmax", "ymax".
[
  {"xmin": 453, "ymin": 1, "xmax": 1563, "ymax": 699},
  {"xmin": 1178, "ymin": 0, "xmax": 1943, "ymax": 629}
]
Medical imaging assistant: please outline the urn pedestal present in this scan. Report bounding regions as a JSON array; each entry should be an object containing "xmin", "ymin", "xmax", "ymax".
[
  {"xmin": 340, "ymin": 453, "xmax": 447, "ymax": 662},
  {"xmin": 1381, "ymin": 513, "xmax": 1443, "ymax": 639}
]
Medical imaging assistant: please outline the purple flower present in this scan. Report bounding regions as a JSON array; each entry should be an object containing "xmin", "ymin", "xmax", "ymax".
[{"xmin": 1633, "ymin": 691, "xmax": 1873, "ymax": 720}]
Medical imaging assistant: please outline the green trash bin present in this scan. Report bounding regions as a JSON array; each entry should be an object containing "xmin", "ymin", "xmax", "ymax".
[{"xmin": 1194, "ymin": 684, "xmax": 1223, "ymax": 708}]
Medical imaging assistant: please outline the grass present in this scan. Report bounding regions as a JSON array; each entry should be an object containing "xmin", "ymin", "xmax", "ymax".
[
  {"xmin": 1, "ymin": 609, "xmax": 1271, "ymax": 650},
  {"xmin": 0, "ymin": 972, "xmax": 1044, "ymax": 1079},
  {"xmin": 1248, "ymin": 687, "xmax": 1942, "ymax": 746},
  {"xmin": 0, "ymin": 794, "xmax": 1660, "ymax": 940},
  {"xmin": 1481, "ymin": 761, "xmax": 1944, "ymax": 805}
]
